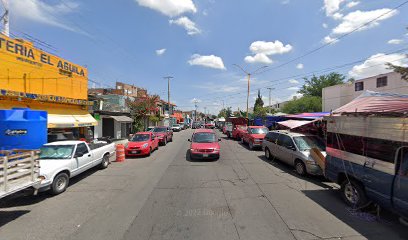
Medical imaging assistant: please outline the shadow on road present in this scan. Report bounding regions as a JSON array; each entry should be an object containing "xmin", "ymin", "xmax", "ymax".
[
  {"xmin": 303, "ymin": 189, "xmax": 408, "ymax": 240},
  {"xmin": 257, "ymin": 155, "xmax": 332, "ymax": 189},
  {"xmin": 0, "ymin": 210, "xmax": 30, "ymax": 228}
]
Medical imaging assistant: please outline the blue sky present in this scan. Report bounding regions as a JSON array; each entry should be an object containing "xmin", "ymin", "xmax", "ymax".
[{"xmin": 4, "ymin": 0, "xmax": 408, "ymax": 114}]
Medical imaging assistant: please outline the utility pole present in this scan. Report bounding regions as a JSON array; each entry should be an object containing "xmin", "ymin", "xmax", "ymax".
[
  {"xmin": 1, "ymin": 0, "xmax": 9, "ymax": 37},
  {"xmin": 267, "ymin": 87, "xmax": 274, "ymax": 114},
  {"xmin": 233, "ymin": 64, "xmax": 268, "ymax": 119},
  {"xmin": 163, "ymin": 76, "xmax": 173, "ymax": 116},
  {"xmin": 193, "ymin": 98, "xmax": 198, "ymax": 122},
  {"xmin": 222, "ymin": 100, "xmax": 225, "ymax": 109}
]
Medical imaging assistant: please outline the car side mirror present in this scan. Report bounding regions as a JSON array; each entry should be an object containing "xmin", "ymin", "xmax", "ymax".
[
  {"xmin": 218, "ymin": 138, "xmax": 221, "ymax": 142},
  {"xmin": 188, "ymin": 139, "xmax": 191, "ymax": 142},
  {"xmin": 75, "ymin": 152, "xmax": 84, "ymax": 158}
]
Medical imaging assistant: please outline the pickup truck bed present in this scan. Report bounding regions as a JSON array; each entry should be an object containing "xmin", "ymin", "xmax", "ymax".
[{"xmin": 0, "ymin": 150, "xmax": 40, "ymax": 199}]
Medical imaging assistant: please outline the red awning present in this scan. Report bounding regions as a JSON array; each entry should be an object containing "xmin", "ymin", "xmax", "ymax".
[
  {"xmin": 334, "ymin": 91, "xmax": 408, "ymax": 115},
  {"xmin": 277, "ymin": 120, "xmax": 314, "ymax": 129}
]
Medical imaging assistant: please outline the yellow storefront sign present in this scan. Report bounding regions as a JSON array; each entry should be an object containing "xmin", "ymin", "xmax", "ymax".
[{"xmin": 0, "ymin": 34, "xmax": 88, "ymax": 100}]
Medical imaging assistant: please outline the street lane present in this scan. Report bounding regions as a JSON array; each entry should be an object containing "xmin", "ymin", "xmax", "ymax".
[{"xmin": 1, "ymin": 129, "xmax": 408, "ymax": 240}]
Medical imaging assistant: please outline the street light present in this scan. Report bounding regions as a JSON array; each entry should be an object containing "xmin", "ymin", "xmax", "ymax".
[{"xmin": 233, "ymin": 64, "xmax": 268, "ymax": 119}]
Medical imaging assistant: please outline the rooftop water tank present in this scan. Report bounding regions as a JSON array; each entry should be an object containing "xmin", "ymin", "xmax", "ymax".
[{"xmin": 0, "ymin": 108, "xmax": 47, "ymax": 150}]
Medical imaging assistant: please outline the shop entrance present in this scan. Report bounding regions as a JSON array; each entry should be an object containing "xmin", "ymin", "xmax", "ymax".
[{"xmin": 102, "ymin": 118, "xmax": 114, "ymax": 138}]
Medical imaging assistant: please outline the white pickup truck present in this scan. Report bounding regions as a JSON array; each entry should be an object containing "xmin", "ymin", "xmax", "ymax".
[{"xmin": 38, "ymin": 141, "xmax": 116, "ymax": 195}]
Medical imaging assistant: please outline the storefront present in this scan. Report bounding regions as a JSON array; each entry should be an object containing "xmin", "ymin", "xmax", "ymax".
[
  {"xmin": 0, "ymin": 34, "xmax": 96, "ymax": 142},
  {"xmin": 93, "ymin": 112, "xmax": 133, "ymax": 139}
]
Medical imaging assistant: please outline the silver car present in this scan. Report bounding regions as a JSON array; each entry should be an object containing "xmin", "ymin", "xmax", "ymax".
[{"xmin": 261, "ymin": 130, "xmax": 325, "ymax": 176}]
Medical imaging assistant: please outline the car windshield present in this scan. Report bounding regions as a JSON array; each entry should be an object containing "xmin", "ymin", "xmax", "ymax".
[
  {"xmin": 250, "ymin": 128, "xmax": 268, "ymax": 134},
  {"xmin": 173, "ymin": 124, "xmax": 180, "ymax": 127},
  {"xmin": 153, "ymin": 127, "xmax": 167, "ymax": 133},
  {"xmin": 293, "ymin": 136, "xmax": 326, "ymax": 151},
  {"xmin": 192, "ymin": 133, "xmax": 217, "ymax": 143},
  {"xmin": 39, "ymin": 145, "xmax": 75, "ymax": 159},
  {"xmin": 131, "ymin": 134, "xmax": 150, "ymax": 142}
]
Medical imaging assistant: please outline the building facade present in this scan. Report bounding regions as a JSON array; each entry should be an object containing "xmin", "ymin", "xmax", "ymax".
[
  {"xmin": 0, "ymin": 34, "xmax": 97, "ymax": 142},
  {"xmin": 323, "ymin": 72, "xmax": 408, "ymax": 111}
]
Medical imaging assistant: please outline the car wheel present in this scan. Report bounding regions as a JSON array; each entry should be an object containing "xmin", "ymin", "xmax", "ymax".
[
  {"xmin": 189, "ymin": 151, "xmax": 194, "ymax": 160},
  {"xmin": 249, "ymin": 141, "xmax": 254, "ymax": 150},
  {"xmin": 163, "ymin": 138, "xmax": 167, "ymax": 146},
  {"xmin": 147, "ymin": 147, "xmax": 152, "ymax": 156},
  {"xmin": 100, "ymin": 154, "xmax": 110, "ymax": 169},
  {"xmin": 51, "ymin": 172, "xmax": 69, "ymax": 195},
  {"xmin": 341, "ymin": 180, "xmax": 368, "ymax": 208},
  {"xmin": 155, "ymin": 144, "xmax": 159, "ymax": 150},
  {"xmin": 295, "ymin": 160, "xmax": 306, "ymax": 176},
  {"xmin": 240, "ymin": 138, "xmax": 244, "ymax": 144},
  {"xmin": 265, "ymin": 148, "xmax": 272, "ymax": 160}
]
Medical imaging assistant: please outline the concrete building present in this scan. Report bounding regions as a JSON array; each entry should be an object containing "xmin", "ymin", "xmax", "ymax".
[{"xmin": 323, "ymin": 72, "xmax": 408, "ymax": 112}]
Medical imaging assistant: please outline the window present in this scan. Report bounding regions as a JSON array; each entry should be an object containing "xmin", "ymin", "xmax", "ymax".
[
  {"xmin": 326, "ymin": 132, "xmax": 402, "ymax": 163},
  {"xmin": 397, "ymin": 148, "xmax": 408, "ymax": 176},
  {"xmin": 376, "ymin": 76, "xmax": 388, "ymax": 88},
  {"xmin": 278, "ymin": 134, "xmax": 295, "ymax": 149},
  {"xmin": 293, "ymin": 136, "xmax": 326, "ymax": 151},
  {"xmin": 131, "ymin": 134, "xmax": 150, "ymax": 142},
  {"xmin": 355, "ymin": 82, "xmax": 364, "ymax": 91},
  {"xmin": 265, "ymin": 132, "xmax": 279, "ymax": 143},
  {"xmin": 192, "ymin": 133, "xmax": 216, "ymax": 143},
  {"xmin": 76, "ymin": 143, "xmax": 89, "ymax": 155},
  {"xmin": 250, "ymin": 128, "xmax": 269, "ymax": 134}
]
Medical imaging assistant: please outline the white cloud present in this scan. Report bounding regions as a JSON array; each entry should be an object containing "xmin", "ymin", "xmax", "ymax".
[
  {"xmin": 323, "ymin": 36, "xmax": 339, "ymax": 44},
  {"xmin": 188, "ymin": 54, "xmax": 226, "ymax": 70},
  {"xmin": 332, "ymin": 9, "xmax": 398, "ymax": 35},
  {"xmin": 332, "ymin": 12, "xmax": 344, "ymax": 20},
  {"xmin": 169, "ymin": 16, "xmax": 201, "ymax": 35},
  {"xmin": 135, "ymin": 0, "xmax": 197, "ymax": 17},
  {"xmin": 244, "ymin": 54, "xmax": 273, "ymax": 64},
  {"xmin": 9, "ymin": 0, "xmax": 78, "ymax": 32},
  {"xmin": 296, "ymin": 63, "xmax": 304, "ymax": 69},
  {"xmin": 347, "ymin": 1, "xmax": 360, "ymax": 8},
  {"xmin": 245, "ymin": 40, "xmax": 293, "ymax": 64},
  {"xmin": 289, "ymin": 79, "xmax": 299, "ymax": 84},
  {"xmin": 287, "ymin": 86, "xmax": 300, "ymax": 91},
  {"xmin": 348, "ymin": 53, "xmax": 408, "ymax": 79},
  {"xmin": 190, "ymin": 98, "xmax": 202, "ymax": 103},
  {"xmin": 322, "ymin": 23, "xmax": 328, "ymax": 28},
  {"xmin": 156, "ymin": 48, "xmax": 166, "ymax": 55},
  {"xmin": 287, "ymin": 92, "xmax": 303, "ymax": 101},
  {"xmin": 323, "ymin": 0, "xmax": 345, "ymax": 17},
  {"xmin": 387, "ymin": 39, "xmax": 403, "ymax": 45}
]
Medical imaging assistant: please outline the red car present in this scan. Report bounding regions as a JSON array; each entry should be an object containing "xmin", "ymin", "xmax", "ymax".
[
  {"xmin": 241, "ymin": 126, "xmax": 269, "ymax": 150},
  {"xmin": 152, "ymin": 126, "xmax": 173, "ymax": 145},
  {"xmin": 204, "ymin": 123, "xmax": 215, "ymax": 129},
  {"xmin": 232, "ymin": 125, "xmax": 247, "ymax": 140},
  {"xmin": 188, "ymin": 129, "xmax": 221, "ymax": 160},
  {"xmin": 125, "ymin": 132, "xmax": 159, "ymax": 157}
]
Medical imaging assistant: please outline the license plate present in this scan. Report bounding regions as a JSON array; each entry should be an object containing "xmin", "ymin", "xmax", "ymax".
[
  {"xmin": 132, "ymin": 151, "xmax": 139, "ymax": 154},
  {"xmin": 202, "ymin": 154, "xmax": 209, "ymax": 157}
]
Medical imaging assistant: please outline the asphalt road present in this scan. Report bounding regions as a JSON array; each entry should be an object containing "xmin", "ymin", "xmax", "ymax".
[{"xmin": 1, "ymin": 129, "xmax": 407, "ymax": 240}]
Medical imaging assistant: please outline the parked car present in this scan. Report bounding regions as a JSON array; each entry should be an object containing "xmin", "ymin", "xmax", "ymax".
[
  {"xmin": 225, "ymin": 117, "xmax": 247, "ymax": 138},
  {"xmin": 188, "ymin": 129, "xmax": 221, "ymax": 160},
  {"xmin": 223, "ymin": 122, "xmax": 232, "ymax": 135},
  {"xmin": 192, "ymin": 122, "xmax": 201, "ymax": 129},
  {"xmin": 262, "ymin": 130, "xmax": 325, "ymax": 176},
  {"xmin": 179, "ymin": 122, "xmax": 186, "ymax": 130},
  {"xmin": 204, "ymin": 123, "xmax": 215, "ymax": 129},
  {"xmin": 172, "ymin": 124, "xmax": 182, "ymax": 132},
  {"xmin": 38, "ymin": 140, "xmax": 115, "ymax": 195},
  {"xmin": 125, "ymin": 132, "xmax": 159, "ymax": 157},
  {"xmin": 153, "ymin": 126, "xmax": 173, "ymax": 145},
  {"xmin": 231, "ymin": 125, "xmax": 247, "ymax": 140},
  {"xmin": 241, "ymin": 126, "xmax": 269, "ymax": 150}
]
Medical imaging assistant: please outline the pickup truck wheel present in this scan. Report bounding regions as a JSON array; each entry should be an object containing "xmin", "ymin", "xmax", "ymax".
[
  {"xmin": 249, "ymin": 141, "xmax": 254, "ymax": 150},
  {"xmin": 51, "ymin": 173, "xmax": 69, "ymax": 195},
  {"xmin": 341, "ymin": 180, "xmax": 368, "ymax": 208},
  {"xmin": 295, "ymin": 160, "xmax": 306, "ymax": 176},
  {"xmin": 100, "ymin": 154, "xmax": 110, "ymax": 169}
]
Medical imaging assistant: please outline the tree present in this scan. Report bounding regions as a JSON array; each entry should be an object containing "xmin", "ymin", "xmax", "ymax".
[
  {"xmin": 126, "ymin": 95, "xmax": 160, "ymax": 132},
  {"xmin": 253, "ymin": 90, "xmax": 267, "ymax": 117},
  {"xmin": 225, "ymin": 107, "xmax": 232, "ymax": 118},
  {"xmin": 387, "ymin": 60, "xmax": 408, "ymax": 81},
  {"xmin": 281, "ymin": 96, "xmax": 322, "ymax": 114},
  {"xmin": 298, "ymin": 72, "xmax": 345, "ymax": 97}
]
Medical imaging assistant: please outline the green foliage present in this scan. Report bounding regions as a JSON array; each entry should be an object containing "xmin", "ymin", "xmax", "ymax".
[
  {"xmin": 218, "ymin": 107, "xmax": 232, "ymax": 118},
  {"xmin": 299, "ymin": 72, "xmax": 345, "ymax": 97},
  {"xmin": 387, "ymin": 60, "xmax": 408, "ymax": 81},
  {"xmin": 253, "ymin": 90, "xmax": 267, "ymax": 117},
  {"xmin": 126, "ymin": 95, "xmax": 160, "ymax": 131},
  {"xmin": 281, "ymin": 96, "xmax": 322, "ymax": 114}
]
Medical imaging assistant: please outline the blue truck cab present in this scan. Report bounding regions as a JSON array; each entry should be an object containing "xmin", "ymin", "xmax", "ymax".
[{"xmin": 324, "ymin": 115, "xmax": 408, "ymax": 218}]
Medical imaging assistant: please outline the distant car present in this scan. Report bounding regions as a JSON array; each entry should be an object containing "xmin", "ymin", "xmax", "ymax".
[
  {"xmin": 241, "ymin": 126, "xmax": 269, "ymax": 150},
  {"xmin": 204, "ymin": 123, "xmax": 215, "ymax": 129},
  {"xmin": 172, "ymin": 124, "xmax": 182, "ymax": 132},
  {"xmin": 192, "ymin": 122, "xmax": 201, "ymax": 129},
  {"xmin": 125, "ymin": 132, "xmax": 159, "ymax": 157},
  {"xmin": 153, "ymin": 126, "xmax": 173, "ymax": 145},
  {"xmin": 188, "ymin": 129, "xmax": 221, "ymax": 160},
  {"xmin": 146, "ymin": 126, "xmax": 155, "ymax": 132},
  {"xmin": 231, "ymin": 125, "xmax": 247, "ymax": 140},
  {"xmin": 262, "ymin": 130, "xmax": 325, "ymax": 176},
  {"xmin": 179, "ymin": 122, "xmax": 186, "ymax": 130}
]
